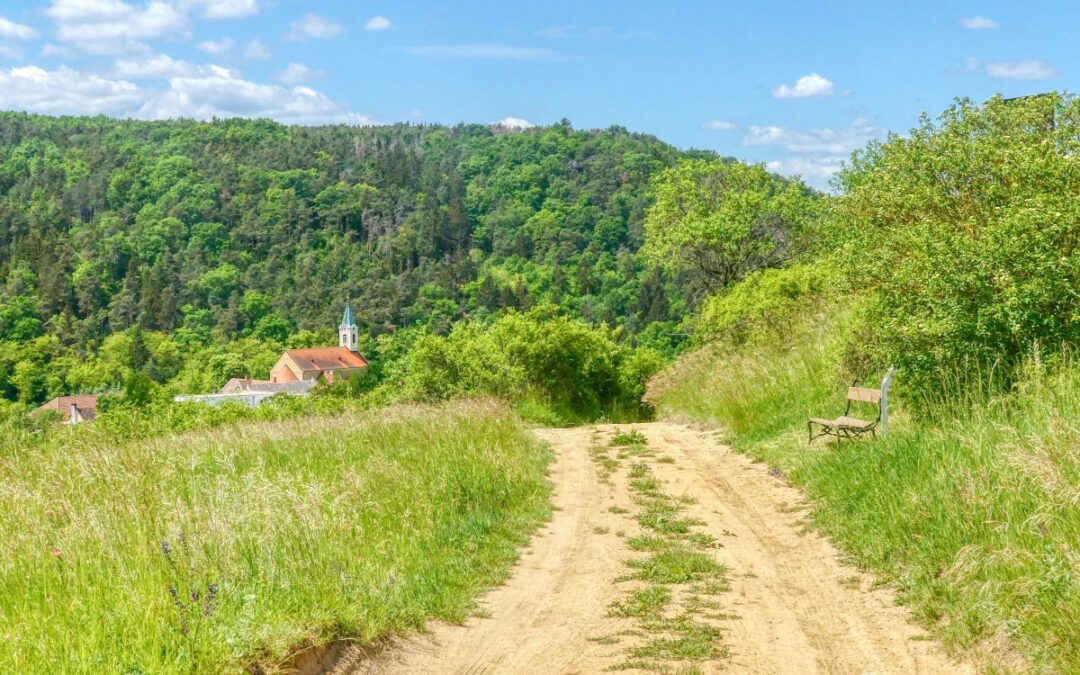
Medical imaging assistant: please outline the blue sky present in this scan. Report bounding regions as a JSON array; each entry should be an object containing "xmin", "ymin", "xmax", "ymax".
[{"xmin": 0, "ymin": 1, "xmax": 1071, "ymax": 188}]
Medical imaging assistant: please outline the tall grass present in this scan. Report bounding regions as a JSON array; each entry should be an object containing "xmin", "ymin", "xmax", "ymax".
[
  {"xmin": 0, "ymin": 399, "xmax": 552, "ymax": 673},
  {"xmin": 647, "ymin": 312, "xmax": 1080, "ymax": 672},
  {"xmin": 645, "ymin": 309, "xmax": 848, "ymax": 467}
]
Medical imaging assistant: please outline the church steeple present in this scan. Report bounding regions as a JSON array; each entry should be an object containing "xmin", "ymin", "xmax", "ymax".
[{"xmin": 339, "ymin": 300, "xmax": 359, "ymax": 352}]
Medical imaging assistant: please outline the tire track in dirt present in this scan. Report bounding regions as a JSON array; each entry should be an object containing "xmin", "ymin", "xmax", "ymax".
[
  {"xmin": 633, "ymin": 423, "xmax": 972, "ymax": 674},
  {"xmin": 333, "ymin": 423, "xmax": 972, "ymax": 675}
]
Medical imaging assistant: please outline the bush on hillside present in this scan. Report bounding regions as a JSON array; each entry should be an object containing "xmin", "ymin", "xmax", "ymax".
[
  {"xmin": 834, "ymin": 93, "xmax": 1080, "ymax": 396},
  {"xmin": 693, "ymin": 263, "xmax": 839, "ymax": 345},
  {"xmin": 393, "ymin": 306, "xmax": 662, "ymax": 421}
]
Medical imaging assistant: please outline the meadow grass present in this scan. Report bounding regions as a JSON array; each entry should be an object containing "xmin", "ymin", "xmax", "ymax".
[
  {"xmin": 0, "ymin": 399, "xmax": 552, "ymax": 673},
  {"xmin": 647, "ymin": 314, "xmax": 1080, "ymax": 672}
]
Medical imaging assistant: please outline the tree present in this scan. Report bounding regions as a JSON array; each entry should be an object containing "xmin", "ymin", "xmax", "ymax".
[
  {"xmin": 122, "ymin": 370, "xmax": 153, "ymax": 406},
  {"xmin": 0, "ymin": 113, "xmax": 721, "ymax": 407},
  {"xmin": 252, "ymin": 312, "xmax": 292, "ymax": 343},
  {"xmin": 11, "ymin": 360, "xmax": 45, "ymax": 404},
  {"xmin": 239, "ymin": 290, "xmax": 271, "ymax": 331},
  {"xmin": 643, "ymin": 159, "xmax": 818, "ymax": 296}
]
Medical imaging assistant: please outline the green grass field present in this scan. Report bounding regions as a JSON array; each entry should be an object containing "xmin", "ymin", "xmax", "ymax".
[
  {"xmin": 647, "ymin": 315, "xmax": 1080, "ymax": 673},
  {"xmin": 0, "ymin": 400, "xmax": 551, "ymax": 673}
]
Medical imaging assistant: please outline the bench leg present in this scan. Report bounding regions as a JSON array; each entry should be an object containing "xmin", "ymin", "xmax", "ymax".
[{"xmin": 808, "ymin": 422, "xmax": 835, "ymax": 446}]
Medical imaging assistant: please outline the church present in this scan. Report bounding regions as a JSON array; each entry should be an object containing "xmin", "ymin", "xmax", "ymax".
[
  {"xmin": 267, "ymin": 304, "xmax": 369, "ymax": 384},
  {"xmin": 178, "ymin": 303, "xmax": 368, "ymax": 407}
]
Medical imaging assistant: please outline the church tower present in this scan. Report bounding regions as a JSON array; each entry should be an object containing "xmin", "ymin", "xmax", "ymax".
[{"xmin": 339, "ymin": 301, "xmax": 359, "ymax": 352}]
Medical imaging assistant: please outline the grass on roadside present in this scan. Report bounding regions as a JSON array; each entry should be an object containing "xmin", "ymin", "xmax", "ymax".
[
  {"xmin": 0, "ymin": 400, "xmax": 552, "ymax": 674},
  {"xmin": 647, "ymin": 310, "xmax": 1080, "ymax": 672}
]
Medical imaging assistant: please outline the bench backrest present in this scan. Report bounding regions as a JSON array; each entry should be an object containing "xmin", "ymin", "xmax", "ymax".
[
  {"xmin": 846, "ymin": 387, "xmax": 880, "ymax": 404},
  {"xmin": 845, "ymin": 366, "xmax": 896, "ymax": 436}
]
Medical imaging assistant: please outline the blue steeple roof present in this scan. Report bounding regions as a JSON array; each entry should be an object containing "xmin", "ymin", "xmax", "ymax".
[{"xmin": 340, "ymin": 302, "xmax": 356, "ymax": 328}]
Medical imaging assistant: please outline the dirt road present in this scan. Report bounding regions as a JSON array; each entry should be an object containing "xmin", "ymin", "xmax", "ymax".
[{"xmin": 338, "ymin": 423, "xmax": 972, "ymax": 675}]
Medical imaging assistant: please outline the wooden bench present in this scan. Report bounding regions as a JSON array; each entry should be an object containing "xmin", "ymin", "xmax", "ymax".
[{"xmin": 808, "ymin": 367, "xmax": 894, "ymax": 444}]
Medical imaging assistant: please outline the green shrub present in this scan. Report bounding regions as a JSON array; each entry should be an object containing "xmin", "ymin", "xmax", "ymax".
[
  {"xmin": 694, "ymin": 263, "xmax": 838, "ymax": 345},
  {"xmin": 396, "ymin": 306, "xmax": 661, "ymax": 422},
  {"xmin": 835, "ymin": 93, "xmax": 1080, "ymax": 397}
]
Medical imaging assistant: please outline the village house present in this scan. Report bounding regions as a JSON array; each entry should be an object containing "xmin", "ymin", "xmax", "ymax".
[
  {"xmin": 34, "ymin": 395, "xmax": 99, "ymax": 424},
  {"xmin": 175, "ymin": 303, "xmax": 368, "ymax": 407}
]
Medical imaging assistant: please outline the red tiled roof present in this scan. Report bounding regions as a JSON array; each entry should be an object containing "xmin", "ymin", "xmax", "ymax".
[
  {"xmin": 35, "ymin": 395, "xmax": 99, "ymax": 421},
  {"xmin": 285, "ymin": 347, "xmax": 368, "ymax": 373}
]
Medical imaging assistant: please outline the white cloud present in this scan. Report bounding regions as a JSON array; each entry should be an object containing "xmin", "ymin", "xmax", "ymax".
[
  {"xmin": 114, "ymin": 53, "xmax": 196, "ymax": 78},
  {"xmin": 0, "ymin": 44, "xmax": 24, "ymax": 59},
  {"xmin": 701, "ymin": 119, "xmax": 737, "ymax": 130},
  {"xmin": 286, "ymin": 13, "xmax": 343, "ymax": 41},
  {"xmin": 745, "ymin": 118, "xmax": 887, "ymax": 190},
  {"xmin": 0, "ymin": 65, "xmax": 144, "ymax": 115},
  {"xmin": 113, "ymin": 53, "xmax": 233, "ymax": 79},
  {"xmin": 536, "ymin": 25, "xmax": 647, "ymax": 39},
  {"xmin": 242, "ymin": 38, "xmax": 270, "ymax": 60},
  {"xmin": 187, "ymin": 0, "xmax": 260, "ymax": 19},
  {"xmin": 771, "ymin": 73, "xmax": 836, "ymax": 99},
  {"xmin": 43, "ymin": 0, "xmax": 258, "ymax": 53},
  {"xmin": 144, "ymin": 74, "xmax": 368, "ymax": 124},
  {"xmin": 0, "ymin": 62, "xmax": 370, "ymax": 125},
  {"xmin": 0, "ymin": 17, "xmax": 39, "ymax": 40},
  {"xmin": 743, "ymin": 118, "xmax": 884, "ymax": 154},
  {"xmin": 492, "ymin": 116, "xmax": 534, "ymax": 130},
  {"xmin": 985, "ymin": 59, "xmax": 1058, "ymax": 80},
  {"xmin": 196, "ymin": 37, "xmax": 232, "ymax": 56},
  {"xmin": 45, "ymin": 0, "xmax": 188, "ymax": 54},
  {"xmin": 273, "ymin": 62, "xmax": 325, "ymax": 84},
  {"xmin": 364, "ymin": 16, "xmax": 391, "ymax": 31},
  {"xmin": 764, "ymin": 157, "xmax": 846, "ymax": 182},
  {"xmin": 405, "ymin": 44, "xmax": 561, "ymax": 59},
  {"xmin": 960, "ymin": 16, "xmax": 997, "ymax": 30}
]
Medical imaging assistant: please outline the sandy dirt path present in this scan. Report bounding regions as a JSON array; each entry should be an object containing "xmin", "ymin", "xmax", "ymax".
[{"xmin": 337, "ymin": 423, "xmax": 972, "ymax": 675}]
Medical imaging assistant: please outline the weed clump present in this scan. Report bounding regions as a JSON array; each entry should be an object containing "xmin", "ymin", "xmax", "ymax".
[
  {"xmin": 609, "ymin": 455, "xmax": 729, "ymax": 671},
  {"xmin": 611, "ymin": 430, "xmax": 648, "ymax": 447}
]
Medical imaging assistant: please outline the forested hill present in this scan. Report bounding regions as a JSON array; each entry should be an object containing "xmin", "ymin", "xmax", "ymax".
[{"xmin": 0, "ymin": 113, "xmax": 712, "ymax": 348}]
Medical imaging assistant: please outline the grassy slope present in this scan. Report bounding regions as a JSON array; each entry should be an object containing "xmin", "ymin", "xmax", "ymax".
[
  {"xmin": 646, "ymin": 313, "xmax": 1080, "ymax": 673},
  {"xmin": 0, "ymin": 400, "xmax": 552, "ymax": 673}
]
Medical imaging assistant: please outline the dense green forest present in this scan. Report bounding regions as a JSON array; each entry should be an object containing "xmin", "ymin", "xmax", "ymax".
[
  {"xmin": 0, "ymin": 113, "xmax": 760, "ymax": 415},
  {"xmin": 0, "ymin": 114, "xmax": 700, "ymax": 337}
]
